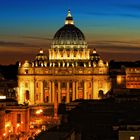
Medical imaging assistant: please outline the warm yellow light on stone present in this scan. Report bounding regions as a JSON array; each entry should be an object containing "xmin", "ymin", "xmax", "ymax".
[
  {"xmin": 36, "ymin": 109, "xmax": 43, "ymax": 115},
  {"xmin": 17, "ymin": 9, "xmax": 111, "ymax": 105},
  {"xmin": 16, "ymin": 123, "xmax": 20, "ymax": 128},
  {"xmin": 117, "ymin": 75, "xmax": 122, "ymax": 85}
]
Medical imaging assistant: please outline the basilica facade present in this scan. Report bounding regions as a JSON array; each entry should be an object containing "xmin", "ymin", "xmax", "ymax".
[{"xmin": 18, "ymin": 10, "xmax": 111, "ymax": 105}]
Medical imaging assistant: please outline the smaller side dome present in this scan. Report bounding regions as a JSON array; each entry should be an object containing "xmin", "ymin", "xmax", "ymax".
[
  {"xmin": 34, "ymin": 49, "xmax": 48, "ymax": 67},
  {"xmin": 23, "ymin": 60, "xmax": 31, "ymax": 68},
  {"xmin": 35, "ymin": 49, "xmax": 48, "ymax": 61},
  {"xmin": 90, "ymin": 48, "xmax": 101, "ymax": 62}
]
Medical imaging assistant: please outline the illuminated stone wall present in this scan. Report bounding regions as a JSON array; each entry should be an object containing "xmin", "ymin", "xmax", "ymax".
[
  {"xmin": 17, "ymin": 10, "xmax": 111, "ymax": 105},
  {"xmin": 4, "ymin": 106, "xmax": 29, "ymax": 134},
  {"xmin": 49, "ymin": 48, "xmax": 90, "ymax": 60},
  {"xmin": 18, "ymin": 58, "xmax": 111, "ymax": 105}
]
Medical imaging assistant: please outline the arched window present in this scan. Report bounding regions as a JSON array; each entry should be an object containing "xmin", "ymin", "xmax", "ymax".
[
  {"xmin": 98, "ymin": 90, "xmax": 104, "ymax": 99},
  {"xmin": 62, "ymin": 96, "xmax": 66, "ymax": 103},
  {"xmin": 69, "ymin": 93, "xmax": 72, "ymax": 102}
]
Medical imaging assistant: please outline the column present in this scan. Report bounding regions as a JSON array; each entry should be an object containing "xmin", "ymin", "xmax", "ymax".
[
  {"xmin": 53, "ymin": 80, "xmax": 58, "ymax": 118},
  {"xmin": 72, "ymin": 81, "xmax": 75, "ymax": 101},
  {"xmin": 40, "ymin": 81, "xmax": 44, "ymax": 103},
  {"xmin": 92, "ymin": 78, "xmax": 95, "ymax": 99},
  {"xmin": 19, "ymin": 82, "xmax": 24, "ymax": 104},
  {"xmin": 76, "ymin": 81, "xmax": 79, "ymax": 99},
  {"xmin": 66, "ymin": 82, "xmax": 70, "ymax": 103},
  {"xmin": 52, "ymin": 81, "xmax": 55, "ymax": 103},
  {"xmin": 30, "ymin": 80, "xmax": 35, "ymax": 104},
  {"xmin": 49, "ymin": 49, "xmax": 52, "ymax": 59},
  {"xmin": 84, "ymin": 81, "xmax": 87, "ymax": 99},
  {"xmin": 90, "ymin": 81, "xmax": 93, "ymax": 99},
  {"xmin": 49, "ymin": 81, "xmax": 52, "ymax": 103},
  {"xmin": 58, "ymin": 81, "xmax": 61, "ymax": 103}
]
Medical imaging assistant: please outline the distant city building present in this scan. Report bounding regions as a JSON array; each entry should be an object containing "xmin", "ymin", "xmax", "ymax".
[
  {"xmin": 126, "ymin": 67, "xmax": 140, "ymax": 89},
  {"xmin": 116, "ymin": 124, "xmax": 140, "ymax": 140},
  {"xmin": 109, "ymin": 61, "xmax": 140, "ymax": 92},
  {"xmin": 0, "ymin": 106, "xmax": 5, "ymax": 139},
  {"xmin": 0, "ymin": 99, "xmax": 29, "ymax": 139},
  {"xmin": 5, "ymin": 105, "xmax": 29, "ymax": 134},
  {"xmin": 0, "ymin": 73, "xmax": 17, "ymax": 100},
  {"xmin": 18, "ymin": 10, "xmax": 111, "ymax": 105}
]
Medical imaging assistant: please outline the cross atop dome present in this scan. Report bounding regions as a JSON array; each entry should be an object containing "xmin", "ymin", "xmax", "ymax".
[
  {"xmin": 67, "ymin": 9, "xmax": 72, "ymax": 17},
  {"xmin": 65, "ymin": 9, "xmax": 74, "ymax": 25}
]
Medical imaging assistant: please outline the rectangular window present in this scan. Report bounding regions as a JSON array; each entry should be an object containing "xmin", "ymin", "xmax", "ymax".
[
  {"xmin": 25, "ymin": 69, "xmax": 28, "ymax": 74},
  {"xmin": 44, "ymin": 81, "xmax": 48, "ymax": 88},
  {"xmin": 69, "ymin": 81, "xmax": 72, "ymax": 88},
  {"xmin": 17, "ymin": 114, "xmax": 21, "ymax": 123},
  {"xmin": 25, "ymin": 82, "xmax": 28, "ymax": 88},
  {"xmin": 98, "ymin": 80, "xmax": 103, "ymax": 88},
  {"xmin": 36, "ymin": 82, "xmax": 38, "ymax": 88},
  {"xmin": 61, "ymin": 82, "xmax": 66, "ymax": 88}
]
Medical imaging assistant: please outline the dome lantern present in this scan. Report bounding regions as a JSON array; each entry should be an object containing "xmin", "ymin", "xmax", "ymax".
[{"xmin": 65, "ymin": 9, "xmax": 74, "ymax": 25}]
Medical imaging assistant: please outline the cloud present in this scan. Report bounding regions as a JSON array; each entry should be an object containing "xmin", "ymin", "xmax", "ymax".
[
  {"xmin": 81, "ymin": 2, "xmax": 140, "ymax": 19},
  {"xmin": 0, "ymin": 37, "xmax": 51, "ymax": 49},
  {"xmin": 88, "ymin": 40, "xmax": 140, "ymax": 54},
  {"xmin": 0, "ymin": 41, "xmax": 25, "ymax": 47},
  {"xmin": 21, "ymin": 35, "xmax": 52, "ymax": 41},
  {"xmin": 0, "ymin": 38, "xmax": 139, "ymax": 64},
  {"xmin": 115, "ymin": 3, "xmax": 140, "ymax": 11},
  {"xmin": 82, "ymin": 11, "xmax": 140, "ymax": 19}
]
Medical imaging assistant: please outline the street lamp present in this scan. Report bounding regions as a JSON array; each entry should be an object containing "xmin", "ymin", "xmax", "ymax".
[
  {"xmin": 8, "ymin": 130, "xmax": 11, "ymax": 140},
  {"xmin": 130, "ymin": 136, "xmax": 135, "ymax": 140},
  {"xmin": 36, "ymin": 109, "xmax": 43, "ymax": 115},
  {"xmin": 3, "ymin": 133, "xmax": 6, "ymax": 140}
]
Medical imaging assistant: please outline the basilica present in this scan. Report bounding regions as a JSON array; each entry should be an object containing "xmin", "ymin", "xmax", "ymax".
[{"xmin": 18, "ymin": 10, "xmax": 111, "ymax": 105}]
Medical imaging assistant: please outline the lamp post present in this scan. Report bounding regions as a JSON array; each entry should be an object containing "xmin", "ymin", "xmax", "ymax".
[
  {"xmin": 35, "ymin": 109, "xmax": 43, "ymax": 134},
  {"xmin": 8, "ymin": 130, "xmax": 11, "ymax": 140},
  {"xmin": 130, "ymin": 136, "xmax": 135, "ymax": 140},
  {"xmin": 54, "ymin": 80, "xmax": 58, "ymax": 119},
  {"xmin": 16, "ymin": 123, "xmax": 21, "ymax": 139},
  {"xmin": 3, "ymin": 133, "xmax": 6, "ymax": 140}
]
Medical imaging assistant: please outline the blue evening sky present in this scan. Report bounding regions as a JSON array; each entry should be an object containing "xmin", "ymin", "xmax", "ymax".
[
  {"xmin": 0, "ymin": 0, "xmax": 140, "ymax": 64},
  {"xmin": 0, "ymin": 0, "xmax": 140, "ymax": 39}
]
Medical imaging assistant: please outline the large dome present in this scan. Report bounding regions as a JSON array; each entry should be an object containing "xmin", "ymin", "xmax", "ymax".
[
  {"xmin": 52, "ymin": 10, "xmax": 87, "ymax": 48},
  {"xmin": 53, "ymin": 24, "xmax": 86, "ymax": 45}
]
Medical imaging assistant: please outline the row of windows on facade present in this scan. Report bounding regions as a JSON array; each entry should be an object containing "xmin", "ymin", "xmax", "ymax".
[
  {"xmin": 51, "ymin": 47, "xmax": 88, "ymax": 51},
  {"xmin": 24, "ymin": 81, "xmax": 104, "ymax": 89},
  {"xmin": 7, "ymin": 113, "xmax": 22, "ymax": 123},
  {"xmin": 24, "ymin": 90, "xmax": 101, "ymax": 103},
  {"xmin": 127, "ymin": 68, "xmax": 140, "ymax": 73},
  {"xmin": 24, "ymin": 62, "xmax": 101, "ymax": 70},
  {"xmin": 127, "ymin": 83, "xmax": 140, "ymax": 86},
  {"xmin": 50, "ymin": 52, "xmax": 89, "ymax": 57},
  {"xmin": 127, "ymin": 77, "xmax": 140, "ymax": 81},
  {"xmin": 53, "ymin": 40, "xmax": 86, "ymax": 45}
]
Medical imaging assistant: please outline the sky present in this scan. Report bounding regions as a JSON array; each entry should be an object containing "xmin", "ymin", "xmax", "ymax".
[{"xmin": 0, "ymin": 0, "xmax": 140, "ymax": 64}]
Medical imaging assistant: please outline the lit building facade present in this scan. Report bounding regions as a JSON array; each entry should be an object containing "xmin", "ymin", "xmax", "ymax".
[
  {"xmin": 5, "ymin": 105, "xmax": 30, "ymax": 134},
  {"xmin": 126, "ymin": 67, "xmax": 140, "ymax": 89},
  {"xmin": 0, "ymin": 106, "xmax": 5, "ymax": 138},
  {"xmin": 18, "ymin": 10, "xmax": 111, "ymax": 105}
]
